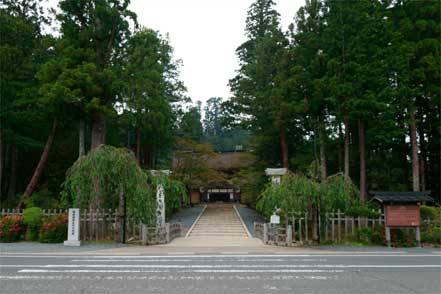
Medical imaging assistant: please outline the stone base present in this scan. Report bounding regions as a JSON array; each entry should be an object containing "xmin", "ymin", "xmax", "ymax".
[{"xmin": 64, "ymin": 240, "xmax": 82, "ymax": 247}]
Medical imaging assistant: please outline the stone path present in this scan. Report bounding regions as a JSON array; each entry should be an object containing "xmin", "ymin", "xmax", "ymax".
[
  {"xmin": 168, "ymin": 203, "xmax": 262, "ymax": 247},
  {"xmin": 188, "ymin": 203, "xmax": 248, "ymax": 238}
]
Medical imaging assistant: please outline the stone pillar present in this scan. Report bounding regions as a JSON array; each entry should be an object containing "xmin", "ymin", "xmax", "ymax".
[
  {"xmin": 156, "ymin": 184, "xmax": 165, "ymax": 228},
  {"xmin": 64, "ymin": 208, "xmax": 82, "ymax": 246}
]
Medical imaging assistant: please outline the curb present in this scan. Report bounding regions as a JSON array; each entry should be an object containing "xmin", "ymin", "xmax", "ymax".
[
  {"xmin": 233, "ymin": 205, "xmax": 253, "ymax": 238},
  {"xmin": 185, "ymin": 205, "xmax": 207, "ymax": 238}
]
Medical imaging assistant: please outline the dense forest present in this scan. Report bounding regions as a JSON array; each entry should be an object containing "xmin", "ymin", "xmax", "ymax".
[
  {"xmin": 226, "ymin": 0, "xmax": 440, "ymax": 203},
  {"xmin": 0, "ymin": 0, "xmax": 439, "ymax": 209}
]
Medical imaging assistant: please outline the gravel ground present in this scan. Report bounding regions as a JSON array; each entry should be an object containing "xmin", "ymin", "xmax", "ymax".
[
  {"xmin": 236, "ymin": 206, "xmax": 265, "ymax": 236},
  {"xmin": 168, "ymin": 205, "xmax": 205, "ymax": 229}
]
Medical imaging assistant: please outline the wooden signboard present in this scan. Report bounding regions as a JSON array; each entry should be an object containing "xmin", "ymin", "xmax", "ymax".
[{"xmin": 386, "ymin": 205, "xmax": 420, "ymax": 227}]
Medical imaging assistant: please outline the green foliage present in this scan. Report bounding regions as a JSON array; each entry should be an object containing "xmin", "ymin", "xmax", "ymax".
[
  {"xmin": 21, "ymin": 189, "xmax": 59, "ymax": 209},
  {"xmin": 62, "ymin": 145, "xmax": 156, "ymax": 225},
  {"xmin": 421, "ymin": 205, "xmax": 440, "ymax": 221},
  {"xmin": 0, "ymin": 215, "xmax": 25, "ymax": 242},
  {"xmin": 39, "ymin": 214, "xmax": 68, "ymax": 243},
  {"xmin": 233, "ymin": 165, "xmax": 266, "ymax": 208},
  {"xmin": 23, "ymin": 207, "xmax": 44, "ymax": 241},
  {"xmin": 322, "ymin": 174, "xmax": 360, "ymax": 211},
  {"xmin": 257, "ymin": 174, "xmax": 319, "ymax": 219},
  {"xmin": 421, "ymin": 227, "xmax": 441, "ymax": 245},
  {"xmin": 356, "ymin": 226, "xmax": 383, "ymax": 245},
  {"xmin": 149, "ymin": 175, "xmax": 188, "ymax": 219},
  {"xmin": 257, "ymin": 173, "xmax": 371, "ymax": 220}
]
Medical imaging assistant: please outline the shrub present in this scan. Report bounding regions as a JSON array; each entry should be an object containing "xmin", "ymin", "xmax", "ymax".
[
  {"xmin": 421, "ymin": 227, "xmax": 441, "ymax": 244},
  {"xmin": 39, "ymin": 214, "xmax": 68, "ymax": 243},
  {"xmin": 420, "ymin": 205, "xmax": 440, "ymax": 221},
  {"xmin": 0, "ymin": 215, "xmax": 25, "ymax": 242},
  {"xmin": 356, "ymin": 227, "xmax": 383, "ymax": 245},
  {"xmin": 23, "ymin": 207, "xmax": 44, "ymax": 241},
  {"xmin": 346, "ymin": 205, "xmax": 381, "ymax": 218}
]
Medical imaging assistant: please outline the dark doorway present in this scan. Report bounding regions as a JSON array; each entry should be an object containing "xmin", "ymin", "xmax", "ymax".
[{"xmin": 209, "ymin": 193, "xmax": 230, "ymax": 202}]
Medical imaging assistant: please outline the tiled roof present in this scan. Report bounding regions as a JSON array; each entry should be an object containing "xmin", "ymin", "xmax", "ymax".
[{"xmin": 370, "ymin": 191, "xmax": 434, "ymax": 203}]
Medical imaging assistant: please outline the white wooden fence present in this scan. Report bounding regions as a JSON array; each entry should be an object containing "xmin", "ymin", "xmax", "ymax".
[{"xmin": 0, "ymin": 208, "xmax": 182, "ymax": 244}]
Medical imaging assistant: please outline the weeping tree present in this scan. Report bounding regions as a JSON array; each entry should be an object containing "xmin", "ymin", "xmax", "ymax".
[
  {"xmin": 61, "ymin": 145, "xmax": 156, "ymax": 227},
  {"xmin": 148, "ymin": 174, "xmax": 188, "ymax": 220},
  {"xmin": 257, "ymin": 172, "xmax": 363, "ymax": 221}
]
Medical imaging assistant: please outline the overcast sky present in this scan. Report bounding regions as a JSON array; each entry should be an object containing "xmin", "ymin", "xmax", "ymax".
[
  {"xmin": 46, "ymin": 0, "xmax": 304, "ymax": 105},
  {"xmin": 128, "ymin": 0, "xmax": 304, "ymax": 105}
]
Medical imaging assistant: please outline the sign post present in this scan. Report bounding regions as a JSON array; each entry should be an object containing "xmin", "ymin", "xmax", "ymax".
[
  {"xmin": 64, "ymin": 208, "xmax": 82, "ymax": 246},
  {"xmin": 372, "ymin": 191, "xmax": 433, "ymax": 248}
]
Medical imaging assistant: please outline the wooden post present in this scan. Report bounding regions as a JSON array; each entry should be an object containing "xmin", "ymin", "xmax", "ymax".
[
  {"xmin": 292, "ymin": 216, "xmax": 296, "ymax": 242},
  {"xmin": 331, "ymin": 212, "xmax": 335, "ymax": 241},
  {"xmin": 141, "ymin": 224, "xmax": 147, "ymax": 245},
  {"xmin": 385, "ymin": 226, "xmax": 391, "ymax": 247},
  {"xmin": 337, "ymin": 209, "xmax": 341, "ymax": 242},
  {"xmin": 305, "ymin": 212, "xmax": 308, "ymax": 242},
  {"xmin": 351, "ymin": 217, "xmax": 355, "ymax": 235},
  {"xmin": 415, "ymin": 226, "xmax": 421, "ymax": 247},
  {"xmin": 344, "ymin": 214, "xmax": 348, "ymax": 238},
  {"xmin": 286, "ymin": 225, "xmax": 292, "ymax": 246}
]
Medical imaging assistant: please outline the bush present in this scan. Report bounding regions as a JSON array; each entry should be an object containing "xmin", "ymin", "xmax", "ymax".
[
  {"xmin": 0, "ymin": 215, "xmax": 25, "ymax": 242},
  {"xmin": 39, "ymin": 214, "xmax": 68, "ymax": 243},
  {"xmin": 346, "ymin": 205, "xmax": 381, "ymax": 218},
  {"xmin": 420, "ymin": 205, "xmax": 440, "ymax": 221},
  {"xmin": 421, "ymin": 227, "xmax": 441, "ymax": 244},
  {"xmin": 23, "ymin": 207, "xmax": 44, "ymax": 241},
  {"xmin": 356, "ymin": 226, "xmax": 383, "ymax": 245}
]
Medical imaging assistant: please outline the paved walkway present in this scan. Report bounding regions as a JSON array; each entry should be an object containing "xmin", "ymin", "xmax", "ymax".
[{"xmin": 168, "ymin": 203, "xmax": 263, "ymax": 247}]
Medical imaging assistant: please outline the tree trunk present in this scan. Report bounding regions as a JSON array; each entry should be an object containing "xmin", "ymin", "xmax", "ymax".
[
  {"xmin": 318, "ymin": 118, "xmax": 327, "ymax": 182},
  {"xmin": 338, "ymin": 122, "xmax": 343, "ymax": 173},
  {"xmin": 358, "ymin": 120, "xmax": 367, "ymax": 201},
  {"xmin": 344, "ymin": 118, "xmax": 350, "ymax": 179},
  {"xmin": 410, "ymin": 111, "xmax": 420, "ymax": 192},
  {"xmin": 136, "ymin": 125, "xmax": 141, "ymax": 163},
  {"xmin": 7, "ymin": 143, "xmax": 17, "ymax": 200},
  {"xmin": 79, "ymin": 118, "xmax": 85, "ymax": 157},
  {"xmin": 0, "ymin": 127, "xmax": 3, "ymax": 195},
  {"xmin": 280, "ymin": 128, "xmax": 289, "ymax": 169},
  {"xmin": 23, "ymin": 119, "xmax": 58, "ymax": 198},
  {"xmin": 91, "ymin": 113, "xmax": 106, "ymax": 150},
  {"xmin": 419, "ymin": 125, "xmax": 426, "ymax": 192}
]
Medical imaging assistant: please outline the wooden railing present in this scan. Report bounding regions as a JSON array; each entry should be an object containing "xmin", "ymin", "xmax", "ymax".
[{"xmin": 1, "ymin": 209, "xmax": 182, "ymax": 244}]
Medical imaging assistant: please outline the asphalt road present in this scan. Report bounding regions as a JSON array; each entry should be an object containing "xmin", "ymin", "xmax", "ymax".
[{"xmin": 1, "ymin": 252, "xmax": 440, "ymax": 294}]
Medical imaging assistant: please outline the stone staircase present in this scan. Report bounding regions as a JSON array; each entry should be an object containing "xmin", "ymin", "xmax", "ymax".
[{"xmin": 188, "ymin": 203, "xmax": 249, "ymax": 238}]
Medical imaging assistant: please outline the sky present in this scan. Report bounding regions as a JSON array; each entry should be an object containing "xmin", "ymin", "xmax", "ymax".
[
  {"xmin": 45, "ymin": 0, "xmax": 305, "ymax": 106},
  {"xmin": 128, "ymin": 0, "xmax": 305, "ymax": 105}
]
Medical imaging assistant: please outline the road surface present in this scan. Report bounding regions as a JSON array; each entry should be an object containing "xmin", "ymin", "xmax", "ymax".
[{"xmin": 1, "ymin": 252, "xmax": 440, "ymax": 293}]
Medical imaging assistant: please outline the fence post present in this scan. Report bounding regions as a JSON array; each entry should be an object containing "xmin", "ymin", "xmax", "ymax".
[
  {"xmin": 344, "ymin": 214, "xmax": 348, "ymax": 238},
  {"xmin": 337, "ymin": 209, "xmax": 341, "ymax": 242},
  {"xmin": 141, "ymin": 224, "xmax": 147, "ymax": 245},
  {"xmin": 331, "ymin": 212, "xmax": 335, "ymax": 241},
  {"xmin": 165, "ymin": 223, "xmax": 170, "ymax": 243},
  {"xmin": 263, "ymin": 223, "xmax": 268, "ymax": 244},
  {"xmin": 286, "ymin": 225, "xmax": 292, "ymax": 246},
  {"xmin": 292, "ymin": 216, "xmax": 296, "ymax": 243},
  {"xmin": 304, "ymin": 212, "xmax": 309, "ymax": 243}
]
